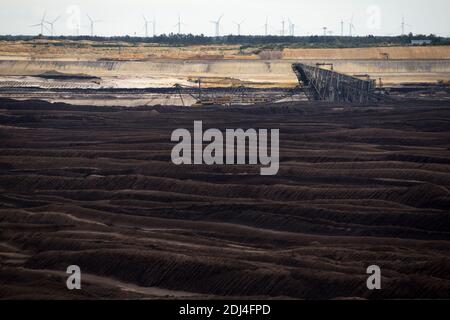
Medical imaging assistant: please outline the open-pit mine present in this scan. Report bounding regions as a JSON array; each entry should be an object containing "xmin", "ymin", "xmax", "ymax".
[{"xmin": 1, "ymin": 41, "xmax": 450, "ymax": 106}]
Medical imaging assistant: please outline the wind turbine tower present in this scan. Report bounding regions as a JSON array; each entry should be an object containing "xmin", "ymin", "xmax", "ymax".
[
  {"xmin": 281, "ymin": 18, "xmax": 286, "ymax": 36},
  {"xmin": 175, "ymin": 14, "xmax": 185, "ymax": 34},
  {"xmin": 210, "ymin": 14, "xmax": 224, "ymax": 37},
  {"xmin": 264, "ymin": 17, "xmax": 269, "ymax": 36},
  {"xmin": 234, "ymin": 20, "xmax": 245, "ymax": 36},
  {"xmin": 87, "ymin": 14, "xmax": 101, "ymax": 37},
  {"xmin": 348, "ymin": 16, "xmax": 356, "ymax": 37},
  {"xmin": 45, "ymin": 15, "xmax": 60, "ymax": 36},
  {"xmin": 288, "ymin": 19, "xmax": 295, "ymax": 36},
  {"xmin": 340, "ymin": 19, "xmax": 344, "ymax": 36},
  {"xmin": 401, "ymin": 15, "xmax": 411, "ymax": 35},
  {"xmin": 143, "ymin": 15, "xmax": 150, "ymax": 37},
  {"xmin": 30, "ymin": 12, "xmax": 47, "ymax": 35}
]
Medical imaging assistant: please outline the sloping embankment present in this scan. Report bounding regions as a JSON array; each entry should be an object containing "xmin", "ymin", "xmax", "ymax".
[
  {"xmin": 283, "ymin": 46, "xmax": 450, "ymax": 60},
  {"xmin": 0, "ymin": 59, "xmax": 450, "ymax": 86}
]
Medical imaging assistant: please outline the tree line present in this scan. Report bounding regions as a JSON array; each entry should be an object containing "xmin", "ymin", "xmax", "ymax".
[{"xmin": 0, "ymin": 33, "xmax": 448, "ymax": 47}]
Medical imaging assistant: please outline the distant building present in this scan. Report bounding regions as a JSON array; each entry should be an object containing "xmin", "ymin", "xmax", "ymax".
[{"xmin": 411, "ymin": 40, "xmax": 432, "ymax": 45}]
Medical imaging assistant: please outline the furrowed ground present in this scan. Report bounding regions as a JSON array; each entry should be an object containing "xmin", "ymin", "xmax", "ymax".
[{"xmin": 0, "ymin": 98, "xmax": 449, "ymax": 299}]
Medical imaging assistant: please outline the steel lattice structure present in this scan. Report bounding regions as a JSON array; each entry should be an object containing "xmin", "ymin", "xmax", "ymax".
[{"xmin": 292, "ymin": 63, "xmax": 376, "ymax": 103}]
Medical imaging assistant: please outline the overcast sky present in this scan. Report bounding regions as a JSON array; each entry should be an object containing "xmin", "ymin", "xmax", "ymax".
[{"xmin": 0, "ymin": 0, "xmax": 449, "ymax": 37}]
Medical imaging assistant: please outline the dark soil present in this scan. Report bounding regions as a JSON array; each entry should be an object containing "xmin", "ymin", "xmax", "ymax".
[{"xmin": 1, "ymin": 98, "xmax": 449, "ymax": 299}]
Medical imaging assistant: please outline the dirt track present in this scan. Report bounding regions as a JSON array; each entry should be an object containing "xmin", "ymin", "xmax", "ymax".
[{"xmin": 0, "ymin": 98, "xmax": 450, "ymax": 299}]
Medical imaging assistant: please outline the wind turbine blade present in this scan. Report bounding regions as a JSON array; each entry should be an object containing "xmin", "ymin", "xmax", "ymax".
[
  {"xmin": 87, "ymin": 14, "xmax": 92, "ymax": 22},
  {"xmin": 30, "ymin": 24, "xmax": 41, "ymax": 27},
  {"xmin": 52, "ymin": 15, "xmax": 61, "ymax": 23},
  {"xmin": 218, "ymin": 14, "xmax": 224, "ymax": 22}
]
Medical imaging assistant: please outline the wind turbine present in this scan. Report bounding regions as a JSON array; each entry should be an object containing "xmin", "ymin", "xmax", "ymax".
[
  {"xmin": 348, "ymin": 16, "xmax": 356, "ymax": 37},
  {"xmin": 174, "ymin": 14, "xmax": 186, "ymax": 34},
  {"xmin": 323, "ymin": 27, "xmax": 328, "ymax": 36},
  {"xmin": 210, "ymin": 14, "xmax": 224, "ymax": 37},
  {"xmin": 263, "ymin": 17, "xmax": 269, "ymax": 36},
  {"xmin": 45, "ymin": 15, "xmax": 61, "ymax": 36},
  {"xmin": 400, "ymin": 15, "xmax": 411, "ymax": 35},
  {"xmin": 87, "ymin": 14, "xmax": 101, "ymax": 37},
  {"xmin": 288, "ymin": 19, "xmax": 295, "ymax": 36},
  {"xmin": 233, "ymin": 20, "xmax": 245, "ymax": 36},
  {"xmin": 143, "ymin": 15, "xmax": 150, "ymax": 37},
  {"xmin": 152, "ymin": 17, "xmax": 156, "ymax": 36},
  {"xmin": 340, "ymin": 19, "xmax": 344, "ymax": 36},
  {"xmin": 281, "ymin": 18, "xmax": 286, "ymax": 36},
  {"xmin": 30, "ymin": 12, "xmax": 47, "ymax": 35}
]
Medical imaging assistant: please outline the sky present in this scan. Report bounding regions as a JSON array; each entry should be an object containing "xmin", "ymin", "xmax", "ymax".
[{"xmin": 0, "ymin": 0, "xmax": 449, "ymax": 37}]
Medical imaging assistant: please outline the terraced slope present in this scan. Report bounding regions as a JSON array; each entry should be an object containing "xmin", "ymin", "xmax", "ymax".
[{"xmin": 0, "ymin": 98, "xmax": 449, "ymax": 299}]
